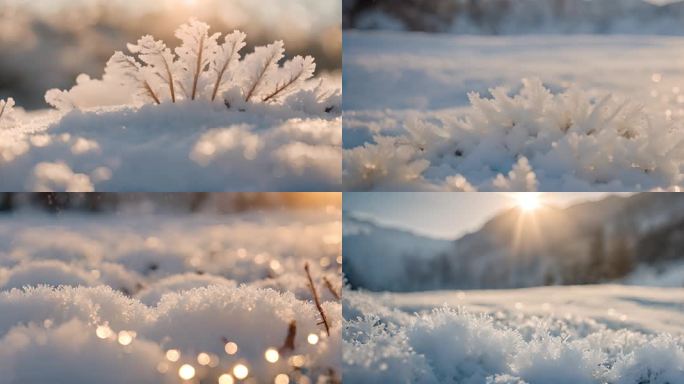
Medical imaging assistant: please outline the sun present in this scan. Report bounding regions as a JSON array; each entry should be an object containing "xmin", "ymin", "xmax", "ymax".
[{"xmin": 515, "ymin": 193, "xmax": 541, "ymax": 213}]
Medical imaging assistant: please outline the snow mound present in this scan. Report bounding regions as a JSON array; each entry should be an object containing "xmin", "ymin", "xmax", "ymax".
[
  {"xmin": 135, "ymin": 273, "xmax": 236, "ymax": 306},
  {"xmin": 1, "ymin": 260, "xmax": 99, "ymax": 290},
  {"xmin": 0, "ymin": 19, "xmax": 342, "ymax": 191},
  {"xmin": 0, "ymin": 319, "xmax": 171, "ymax": 384},
  {"xmin": 0, "ymin": 210, "xmax": 342, "ymax": 383},
  {"xmin": 344, "ymin": 78, "xmax": 684, "ymax": 191},
  {"xmin": 2, "ymin": 102, "xmax": 341, "ymax": 191},
  {"xmin": 344, "ymin": 288, "xmax": 684, "ymax": 384}
]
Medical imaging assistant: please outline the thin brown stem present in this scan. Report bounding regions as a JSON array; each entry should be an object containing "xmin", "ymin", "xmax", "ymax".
[
  {"xmin": 191, "ymin": 35, "xmax": 204, "ymax": 100},
  {"xmin": 143, "ymin": 81, "xmax": 161, "ymax": 105},
  {"xmin": 244, "ymin": 51, "xmax": 279, "ymax": 102},
  {"xmin": 161, "ymin": 55, "xmax": 176, "ymax": 103},
  {"xmin": 0, "ymin": 102, "xmax": 6, "ymax": 121},
  {"xmin": 323, "ymin": 277, "xmax": 340, "ymax": 300},
  {"xmin": 328, "ymin": 368, "xmax": 341, "ymax": 384},
  {"xmin": 262, "ymin": 70, "xmax": 304, "ymax": 103},
  {"xmin": 212, "ymin": 60, "xmax": 230, "ymax": 102},
  {"xmin": 279, "ymin": 320, "xmax": 297, "ymax": 354},
  {"xmin": 304, "ymin": 262, "xmax": 330, "ymax": 336}
]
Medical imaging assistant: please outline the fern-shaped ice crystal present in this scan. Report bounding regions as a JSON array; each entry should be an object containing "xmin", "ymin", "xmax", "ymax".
[
  {"xmin": 46, "ymin": 19, "xmax": 319, "ymax": 109},
  {"xmin": 0, "ymin": 98, "xmax": 16, "ymax": 128}
]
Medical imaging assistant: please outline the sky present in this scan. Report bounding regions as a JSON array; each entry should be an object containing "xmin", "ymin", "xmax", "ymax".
[{"xmin": 344, "ymin": 192, "xmax": 634, "ymax": 240}]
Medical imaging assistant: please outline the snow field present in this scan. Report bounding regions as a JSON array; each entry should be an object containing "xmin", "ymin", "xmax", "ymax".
[
  {"xmin": 343, "ymin": 286, "xmax": 684, "ymax": 384},
  {"xmin": 0, "ymin": 211, "xmax": 342, "ymax": 383},
  {"xmin": 343, "ymin": 33, "xmax": 684, "ymax": 191}
]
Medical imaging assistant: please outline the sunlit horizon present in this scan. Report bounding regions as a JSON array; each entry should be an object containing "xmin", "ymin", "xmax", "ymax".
[{"xmin": 345, "ymin": 192, "xmax": 634, "ymax": 240}]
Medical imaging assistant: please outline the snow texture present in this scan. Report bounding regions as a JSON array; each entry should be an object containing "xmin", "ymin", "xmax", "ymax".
[
  {"xmin": 343, "ymin": 285, "xmax": 684, "ymax": 384},
  {"xmin": 343, "ymin": 32, "xmax": 684, "ymax": 192},
  {"xmin": 0, "ymin": 20, "xmax": 341, "ymax": 191},
  {"xmin": 0, "ymin": 209, "xmax": 342, "ymax": 383}
]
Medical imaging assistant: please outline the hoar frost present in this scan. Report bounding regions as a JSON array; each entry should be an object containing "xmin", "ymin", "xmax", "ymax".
[
  {"xmin": 0, "ymin": 19, "xmax": 341, "ymax": 191},
  {"xmin": 0, "ymin": 212, "xmax": 342, "ymax": 383},
  {"xmin": 46, "ymin": 19, "xmax": 328, "ymax": 110},
  {"xmin": 343, "ymin": 288, "xmax": 684, "ymax": 384},
  {"xmin": 344, "ymin": 78, "xmax": 684, "ymax": 191},
  {"xmin": 0, "ymin": 98, "xmax": 16, "ymax": 129}
]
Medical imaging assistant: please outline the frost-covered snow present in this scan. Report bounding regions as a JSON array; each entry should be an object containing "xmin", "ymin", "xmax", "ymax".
[
  {"xmin": 0, "ymin": 20, "xmax": 342, "ymax": 192},
  {"xmin": 0, "ymin": 209, "xmax": 342, "ymax": 383},
  {"xmin": 344, "ymin": 285, "xmax": 684, "ymax": 384},
  {"xmin": 343, "ymin": 32, "xmax": 684, "ymax": 191}
]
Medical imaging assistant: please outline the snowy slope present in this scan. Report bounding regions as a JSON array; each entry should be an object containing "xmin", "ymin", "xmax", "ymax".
[
  {"xmin": 343, "ymin": 285, "xmax": 684, "ymax": 384},
  {"xmin": 0, "ymin": 210, "xmax": 342, "ymax": 383},
  {"xmin": 343, "ymin": 212, "xmax": 451, "ymax": 291},
  {"xmin": 343, "ymin": 32, "xmax": 684, "ymax": 191},
  {"xmin": 344, "ymin": 193, "xmax": 684, "ymax": 291}
]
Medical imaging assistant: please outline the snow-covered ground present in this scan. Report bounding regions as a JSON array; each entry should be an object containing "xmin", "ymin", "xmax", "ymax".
[
  {"xmin": 0, "ymin": 209, "xmax": 342, "ymax": 383},
  {"xmin": 344, "ymin": 285, "xmax": 684, "ymax": 383},
  {"xmin": 0, "ymin": 20, "xmax": 342, "ymax": 192},
  {"xmin": 343, "ymin": 32, "xmax": 684, "ymax": 191}
]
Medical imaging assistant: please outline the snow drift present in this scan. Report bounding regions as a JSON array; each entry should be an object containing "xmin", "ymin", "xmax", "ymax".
[{"xmin": 343, "ymin": 286, "xmax": 684, "ymax": 384}]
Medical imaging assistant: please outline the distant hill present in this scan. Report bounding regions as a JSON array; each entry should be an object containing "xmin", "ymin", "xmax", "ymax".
[{"xmin": 344, "ymin": 193, "xmax": 684, "ymax": 291}]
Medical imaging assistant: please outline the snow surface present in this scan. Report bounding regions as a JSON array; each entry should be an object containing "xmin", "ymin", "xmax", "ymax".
[
  {"xmin": 0, "ymin": 210, "xmax": 342, "ymax": 383},
  {"xmin": 343, "ymin": 32, "xmax": 684, "ymax": 191},
  {"xmin": 344, "ymin": 285, "xmax": 684, "ymax": 384},
  {"xmin": 0, "ymin": 20, "xmax": 342, "ymax": 192}
]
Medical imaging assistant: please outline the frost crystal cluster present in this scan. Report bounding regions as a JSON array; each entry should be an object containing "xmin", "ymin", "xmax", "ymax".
[
  {"xmin": 0, "ymin": 212, "xmax": 342, "ymax": 383},
  {"xmin": 46, "ymin": 19, "xmax": 330, "ymax": 110},
  {"xmin": 344, "ymin": 289, "xmax": 684, "ymax": 384},
  {"xmin": 0, "ymin": 98, "xmax": 16, "ymax": 129},
  {"xmin": 344, "ymin": 78, "xmax": 684, "ymax": 191}
]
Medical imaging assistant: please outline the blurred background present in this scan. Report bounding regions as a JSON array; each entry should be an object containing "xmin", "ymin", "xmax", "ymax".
[
  {"xmin": 0, "ymin": 192, "xmax": 342, "ymax": 214},
  {"xmin": 0, "ymin": 0, "xmax": 341, "ymax": 109},
  {"xmin": 344, "ymin": 0, "xmax": 684, "ymax": 34},
  {"xmin": 344, "ymin": 192, "xmax": 684, "ymax": 291}
]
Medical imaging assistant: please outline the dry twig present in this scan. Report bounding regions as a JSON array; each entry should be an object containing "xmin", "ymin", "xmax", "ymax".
[
  {"xmin": 304, "ymin": 262, "xmax": 330, "ymax": 336},
  {"xmin": 323, "ymin": 276, "xmax": 341, "ymax": 300},
  {"xmin": 279, "ymin": 320, "xmax": 297, "ymax": 354}
]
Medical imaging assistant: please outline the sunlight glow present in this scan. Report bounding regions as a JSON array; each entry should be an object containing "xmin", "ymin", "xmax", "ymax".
[{"xmin": 515, "ymin": 193, "xmax": 541, "ymax": 213}]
